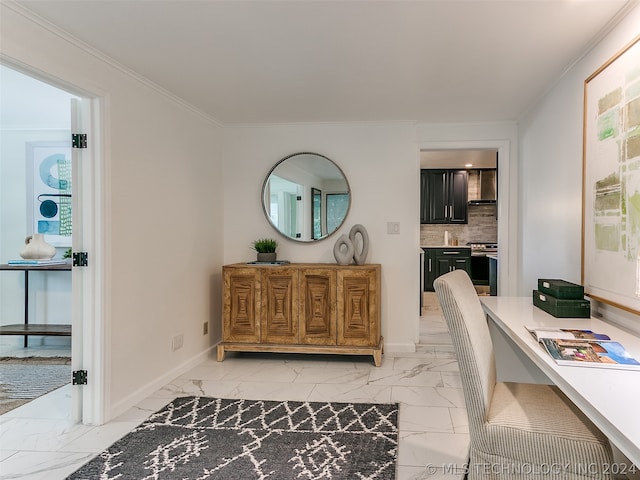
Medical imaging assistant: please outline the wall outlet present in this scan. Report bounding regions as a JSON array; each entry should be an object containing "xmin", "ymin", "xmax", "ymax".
[
  {"xmin": 203, "ymin": 321, "xmax": 209, "ymax": 335},
  {"xmin": 172, "ymin": 334, "xmax": 184, "ymax": 351},
  {"xmin": 387, "ymin": 222, "xmax": 400, "ymax": 234}
]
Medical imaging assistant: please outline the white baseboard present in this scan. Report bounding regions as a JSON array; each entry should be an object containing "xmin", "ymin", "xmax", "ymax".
[
  {"xmin": 383, "ymin": 342, "xmax": 416, "ymax": 353},
  {"xmin": 109, "ymin": 345, "xmax": 214, "ymax": 421}
]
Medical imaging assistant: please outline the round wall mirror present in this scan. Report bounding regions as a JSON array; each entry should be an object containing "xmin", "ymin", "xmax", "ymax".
[{"xmin": 262, "ymin": 152, "xmax": 350, "ymax": 242}]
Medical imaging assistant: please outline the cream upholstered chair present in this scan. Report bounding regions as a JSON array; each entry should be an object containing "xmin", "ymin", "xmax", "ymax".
[{"xmin": 433, "ymin": 270, "xmax": 613, "ymax": 479}]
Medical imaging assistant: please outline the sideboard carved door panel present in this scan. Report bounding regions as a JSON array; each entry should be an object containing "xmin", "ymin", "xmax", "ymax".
[
  {"xmin": 261, "ymin": 268, "xmax": 299, "ymax": 344},
  {"xmin": 223, "ymin": 269, "xmax": 261, "ymax": 343},
  {"xmin": 337, "ymin": 268, "xmax": 379, "ymax": 346},
  {"xmin": 299, "ymin": 268, "xmax": 336, "ymax": 345}
]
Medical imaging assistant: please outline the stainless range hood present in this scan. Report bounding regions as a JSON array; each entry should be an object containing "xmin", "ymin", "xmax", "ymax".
[{"xmin": 468, "ymin": 169, "xmax": 497, "ymax": 205}]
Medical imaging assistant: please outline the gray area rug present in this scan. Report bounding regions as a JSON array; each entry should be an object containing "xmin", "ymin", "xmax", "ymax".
[
  {"xmin": 0, "ymin": 356, "xmax": 71, "ymax": 415},
  {"xmin": 67, "ymin": 396, "xmax": 398, "ymax": 480}
]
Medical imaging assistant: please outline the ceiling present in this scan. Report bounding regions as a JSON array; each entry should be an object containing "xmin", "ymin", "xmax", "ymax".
[{"xmin": 16, "ymin": 0, "xmax": 635, "ymax": 125}]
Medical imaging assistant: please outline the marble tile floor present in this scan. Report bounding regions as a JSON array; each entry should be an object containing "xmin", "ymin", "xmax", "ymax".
[
  {"xmin": 0, "ymin": 344, "xmax": 470, "ymax": 480},
  {"xmin": 1, "ymin": 299, "xmax": 467, "ymax": 480},
  {"xmin": 421, "ymin": 292, "xmax": 453, "ymax": 348}
]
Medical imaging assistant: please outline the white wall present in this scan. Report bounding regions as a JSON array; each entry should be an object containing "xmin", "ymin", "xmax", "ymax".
[
  {"xmin": 518, "ymin": 5, "xmax": 640, "ymax": 327},
  {"xmin": 223, "ymin": 122, "xmax": 420, "ymax": 350},
  {"xmin": 223, "ymin": 121, "xmax": 520, "ymax": 350},
  {"xmin": 1, "ymin": 3, "xmax": 225, "ymax": 418}
]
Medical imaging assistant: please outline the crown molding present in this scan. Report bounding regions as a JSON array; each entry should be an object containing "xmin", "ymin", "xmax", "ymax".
[{"xmin": 2, "ymin": 0, "xmax": 224, "ymax": 128}]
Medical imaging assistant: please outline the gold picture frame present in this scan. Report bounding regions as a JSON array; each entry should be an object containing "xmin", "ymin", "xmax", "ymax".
[{"xmin": 582, "ymin": 34, "xmax": 640, "ymax": 315}]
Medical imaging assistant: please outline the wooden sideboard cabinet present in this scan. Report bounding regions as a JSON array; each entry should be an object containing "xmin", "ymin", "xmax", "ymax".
[{"xmin": 219, "ymin": 263, "xmax": 382, "ymax": 366}]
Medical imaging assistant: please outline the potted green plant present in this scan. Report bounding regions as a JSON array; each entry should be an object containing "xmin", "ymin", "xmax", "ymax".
[{"xmin": 252, "ymin": 238, "xmax": 278, "ymax": 262}]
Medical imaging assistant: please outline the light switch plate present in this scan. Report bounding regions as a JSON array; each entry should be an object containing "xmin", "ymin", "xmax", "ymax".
[{"xmin": 387, "ymin": 222, "xmax": 400, "ymax": 234}]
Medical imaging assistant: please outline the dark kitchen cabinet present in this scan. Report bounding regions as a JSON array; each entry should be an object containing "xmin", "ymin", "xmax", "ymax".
[
  {"xmin": 423, "ymin": 247, "xmax": 471, "ymax": 291},
  {"xmin": 423, "ymin": 248, "xmax": 436, "ymax": 291},
  {"xmin": 420, "ymin": 170, "xmax": 429, "ymax": 224},
  {"xmin": 435, "ymin": 249, "xmax": 471, "ymax": 278},
  {"xmin": 420, "ymin": 169, "xmax": 468, "ymax": 224}
]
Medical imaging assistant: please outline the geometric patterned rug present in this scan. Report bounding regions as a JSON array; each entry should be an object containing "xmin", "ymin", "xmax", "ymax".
[{"xmin": 66, "ymin": 396, "xmax": 398, "ymax": 479}]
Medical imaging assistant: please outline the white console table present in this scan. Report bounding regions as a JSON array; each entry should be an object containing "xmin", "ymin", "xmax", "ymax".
[{"xmin": 481, "ymin": 296, "xmax": 640, "ymax": 467}]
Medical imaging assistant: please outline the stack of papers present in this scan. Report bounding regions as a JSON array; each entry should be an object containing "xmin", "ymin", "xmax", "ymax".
[{"xmin": 7, "ymin": 259, "xmax": 70, "ymax": 265}]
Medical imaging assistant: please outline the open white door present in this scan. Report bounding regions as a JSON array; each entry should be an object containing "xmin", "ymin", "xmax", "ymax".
[{"xmin": 70, "ymin": 97, "xmax": 106, "ymax": 425}]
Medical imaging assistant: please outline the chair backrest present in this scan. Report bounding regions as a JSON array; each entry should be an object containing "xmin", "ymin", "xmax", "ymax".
[{"xmin": 433, "ymin": 270, "xmax": 496, "ymax": 438}]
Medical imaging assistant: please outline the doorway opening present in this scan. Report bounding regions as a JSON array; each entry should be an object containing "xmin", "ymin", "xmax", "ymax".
[
  {"xmin": 418, "ymin": 144, "xmax": 509, "ymax": 346},
  {"xmin": 0, "ymin": 65, "xmax": 75, "ymax": 415},
  {"xmin": 0, "ymin": 63, "xmax": 103, "ymax": 424}
]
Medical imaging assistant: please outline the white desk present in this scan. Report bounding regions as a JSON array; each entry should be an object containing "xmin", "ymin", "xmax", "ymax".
[{"xmin": 481, "ymin": 296, "xmax": 640, "ymax": 467}]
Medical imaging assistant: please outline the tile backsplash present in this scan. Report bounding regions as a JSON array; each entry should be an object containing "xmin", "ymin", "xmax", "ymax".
[{"xmin": 420, "ymin": 204, "xmax": 498, "ymax": 246}]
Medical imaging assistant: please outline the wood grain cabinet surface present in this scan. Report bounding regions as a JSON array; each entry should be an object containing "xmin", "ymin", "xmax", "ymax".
[{"xmin": 219, "ymin": 263, "xmax": 382, "ymax": 366}]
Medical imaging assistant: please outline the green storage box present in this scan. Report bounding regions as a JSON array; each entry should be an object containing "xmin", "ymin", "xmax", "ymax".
[
  {"xmin": 533, "ymin": 290, "xmax": 590, "ymax": 318},
  {"xmin": 537, "ymin": 279, "xmax": 584, "ymax": 299}
]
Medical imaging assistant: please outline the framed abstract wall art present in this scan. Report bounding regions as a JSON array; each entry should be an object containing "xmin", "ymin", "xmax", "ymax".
[
  {"xmin": 582, "ymin": 35, "xmax": 640, "ymax": 315},
  {"xmin": 26, "ymin": 141, "xmax": 72, "ymax": 247}
]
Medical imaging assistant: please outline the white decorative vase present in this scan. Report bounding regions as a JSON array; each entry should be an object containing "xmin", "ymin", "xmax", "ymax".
[{"xmin": 20, "ymin": 234, "xmax": 56, "ymax": 260}]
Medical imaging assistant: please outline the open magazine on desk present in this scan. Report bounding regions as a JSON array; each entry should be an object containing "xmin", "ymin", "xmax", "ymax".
[{"xmin": 525, "ymin": 326, "xmax": 640, "ymax": 371}]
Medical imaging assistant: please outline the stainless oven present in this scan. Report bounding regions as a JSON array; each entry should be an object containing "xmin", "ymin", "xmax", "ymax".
[{"xmin": 468, "ymin": 243, "xmax": 497, "ymax": 286}]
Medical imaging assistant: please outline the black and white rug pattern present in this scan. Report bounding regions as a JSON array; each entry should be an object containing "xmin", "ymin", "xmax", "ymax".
[{"xmin": 67, "ymin": 396, "xmax": 398, "ymax": 480}]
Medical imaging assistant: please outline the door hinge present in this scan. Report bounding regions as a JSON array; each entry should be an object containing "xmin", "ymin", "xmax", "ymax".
[
  {"xmin": 72, "ymin": 251, "xmax": 89, "ymax": 267},
  {"xmin": 72, "ymin": 133, "xmax": 87, "ymax": 149},
  {"xmin": 72, "ymin": 370, "xmax": 88, "ymax": 385}
]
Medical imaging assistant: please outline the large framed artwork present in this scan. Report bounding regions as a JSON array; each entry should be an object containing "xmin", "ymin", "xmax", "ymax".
[
  {"xmin": 582, "ymin": 35, "xmax": 640, "ymax": 315},
  {"xmin": 26, "ymin": 141, "xmax": 72, "ymax": 247}
]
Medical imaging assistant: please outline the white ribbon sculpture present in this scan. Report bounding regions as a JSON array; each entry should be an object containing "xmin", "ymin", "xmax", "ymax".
[{"xmin": 333, "ymin": 224, "xmax": 369, "ymax": 265}]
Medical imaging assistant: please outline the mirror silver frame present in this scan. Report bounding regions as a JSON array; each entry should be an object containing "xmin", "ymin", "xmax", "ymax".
[{"xmin": 261, "ymin": 152, "xmax": 351, "ymax": 242}]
